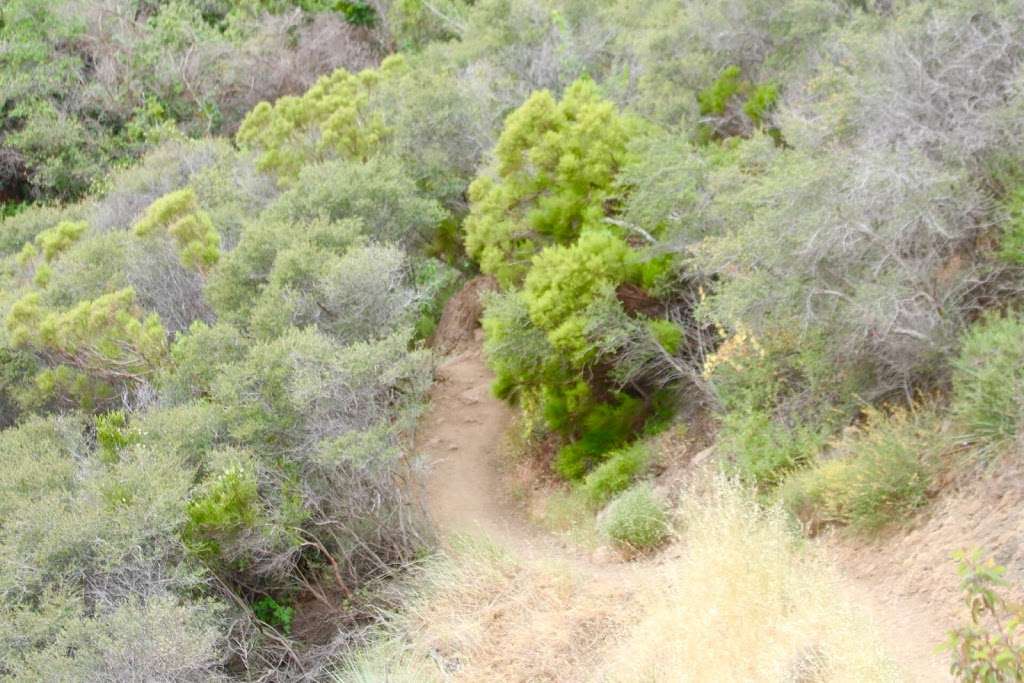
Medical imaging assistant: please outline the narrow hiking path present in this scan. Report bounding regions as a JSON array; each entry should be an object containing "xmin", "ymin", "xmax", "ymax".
[
  {"xmin": 416, "ymin": 341, "xmax": 525, "ymax": 546},
  {"xmin": 837, "ymin": 572, "xmax": 953, "ymax": 683},
  {"xmin": 415, "ymin": 337, "xmax": 954, "ymax": 681}
]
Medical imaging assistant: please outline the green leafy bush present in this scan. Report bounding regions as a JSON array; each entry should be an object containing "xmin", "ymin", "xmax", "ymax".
[
  {"xmin": 581, "ymin": 443, "xmax": 652, "ymax": 506},
  {"xmin": 464, "ymin": 77, "xmax": 639, "ymax": 286},
  {"xmin": 30, "ymin": 220, "xmax": 87, "ymax": 262},
  {"xmin": 524, "ymin": 229, "xmax": 638, "ymax": 357},
  {"xmin": 944, "ymin": 550, "xmax": 1024, "ymax": 682},
  {"xmin": 599, "ymin": 483, "xmax": 670, "ymax": 553},
  {"xmin": 252, "ymin": 596, "xmax": 296, "ymax": 634},
  {"xmin": 742, "ymin": 83, "xmax": 779, "ymax": 126},
  {"xmin": 95, "ymin": 410, "xmax": 138, "ymax": 464},
  {"xmin": 0, "ymin": 204, "xmax": 86, "ymax": 256},
  {"xmin": 719, "ymin": 407, "xmax": 823, "ymax": 490},
  {"xmin": 469, "ymin": 79, "xmax": 683, "ymax": 481},
  {"xmin": 553, "ymin": 394, "xmax": 644, "ymax": 480},
  {"xmin": 6, "ymin": 288, "xmax": 168, "ymax": 409},
  {"xmin": 236, "ymin": 56, "xmax": 407, "ymax": 183},
  {"xmin": 134, "ymin": 188, "xmax": 220, "ymax": 272},
  {"xmin": 183, "ymin": 461, "xmax": 261, "ymax": 561},
  {"xmin": 952, "ymin": 313, "xmax": 1024, "ymax": 442},
  {"xmin": 698, "ymin": 65, "xmax": 743, "ymax": 116}
]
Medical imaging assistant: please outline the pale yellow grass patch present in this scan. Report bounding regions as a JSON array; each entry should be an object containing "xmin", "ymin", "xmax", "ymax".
[
  {"xmin": 342, "ymin": 537, "xmax": 639, "ymax": 682},
  {"xmin": 401, "ymin": 538, "xmax": 637, "ymax": 682},
  {"xmin": 598, "ymin": 477, "xmax": 902, "ymax": 683}
]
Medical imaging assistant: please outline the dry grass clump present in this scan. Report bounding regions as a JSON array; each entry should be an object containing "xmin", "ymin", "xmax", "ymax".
[
  {"xmin": 599, "ymin": 477, "xmax": 901, "ymax": 683},
  {"xmin": 344, "ymin": 537, "xmax": 638, "ymax": 682}
]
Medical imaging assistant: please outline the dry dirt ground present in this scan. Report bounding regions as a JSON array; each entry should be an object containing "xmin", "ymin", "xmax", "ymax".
[
  {"xmin": 417, "ymin": 336, "xmax": 528, "ymax": 546},
  {"xmin": 413, "ymin": 334, "xmax": 978, "ymax": 682},
  {"xmin": 825, "ymin": 454, "xmax": 1024, "ymax": 683}
]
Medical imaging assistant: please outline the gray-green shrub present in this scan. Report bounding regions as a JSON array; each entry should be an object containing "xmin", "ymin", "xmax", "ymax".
[{"xmin": 599, "ymin": 483, "xmax": 670, "ymax": 553}]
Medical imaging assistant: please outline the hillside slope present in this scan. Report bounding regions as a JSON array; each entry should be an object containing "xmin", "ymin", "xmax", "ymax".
[{"xmin": 402, "ymin": 327, "xmax": 952, "ymax": 682}]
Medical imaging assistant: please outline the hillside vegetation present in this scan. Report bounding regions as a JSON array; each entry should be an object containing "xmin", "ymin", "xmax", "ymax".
[{"xmin": 2, "ymin": 0, "xmax": 1024, "ymax": 680}]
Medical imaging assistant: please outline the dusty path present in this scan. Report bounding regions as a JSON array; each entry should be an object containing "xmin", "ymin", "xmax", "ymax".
[
  {"xmin": 838, "ymin": 572, "xmax": 953, "ymax": 682},
  {"xmin": 416, "ymin": 341, "xmax": 530, "ymax": 546}
]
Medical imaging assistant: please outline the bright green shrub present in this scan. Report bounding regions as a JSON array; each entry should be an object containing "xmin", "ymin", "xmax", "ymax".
[
  {"xmin": 95, "ymin": 410, "xmax": 138, "ymax": 464},
  {"xmin": 464, "ymin": 78, "xmax": 639, "ymax": 286},
  {"xmin": 696, "ymin": 66, "xmax": 780, "ymax": 138},
  {"xmin": 252, "ymin": 596, "xmax": 295, "ymax": 634},
  {"xmin": 482, "ymin": 290, "xmax": 558, "ymax": 407},
  {"xmin": 698, "ymin": 65, "xmax": 743, "ymax": 116},
  {"xmin": 183, "ymin": 460, "xmax": 261, "ymax": 560},
  {"xmin": 998, "ymin": 186, "xmax": 1024, "ymax": 264},
  {"xmin": 599, "ymin": 483, "xmax": 670, "ymax": 553},
  {"xmin": 0, "ymin": 204, "xmax": 85, "ymax": 256},
  {"xmin": 646, "ymin": 319, "xmax": 684, "ymax": 355},
  {"xmin": 134, "ymin": 188, "xmax": 220, "ymax": 272},
  {"xmin": 6, "ymin": 288, "xmax": 168, "ymax": 407},
  {"xmin": 782, "ymin": 406, "xmax": 936, "ymax": 533},
  {"xmin": 33, "ymin": 220, "xmax": 87, "ymax": 261},
  {"xmin": 951, "ymin": 313, "xmax": 1024, "ymax": 442},
  {"xmin": 470, "ymin": 79, "xmax": 680, "ymax": 481},
  {"xmin": 524, "ymin": 228, "xmax": 638, "ymax": 357},
  {"xmin": 581, "ymin": 443, "xmax": 652, "ymax": 506},
  {"xmin": 553, "ymin": 394, "xmax": 644, "ymax": 480},
  {"xmin": 236, "ymin": 56, "xmax": 407, "ymax": 183},
  {"xmin": 743, "ymin": 83, "xmax": 779, "ymax": 126},
  {"xmin": 25, "ymin": 230, "xmax": 129, "ymax": 309}
]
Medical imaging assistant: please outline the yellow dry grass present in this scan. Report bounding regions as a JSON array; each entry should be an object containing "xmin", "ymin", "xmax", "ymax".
[
  {"xmin": 599, "ymin": 477, "xmax": 902, "ymax": 683},
  {"xmin": 387, "ymin": 537, "xmax": 637, "ymax": 682},
  {"xmin": 342, "ymin": 478, "xmax": 902, "ymax": 682}
]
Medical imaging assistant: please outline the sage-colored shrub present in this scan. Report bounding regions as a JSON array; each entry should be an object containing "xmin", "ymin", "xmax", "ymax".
[{"xmin": 599, "ymin": 483, "xmax": 670, "ymax": 553}]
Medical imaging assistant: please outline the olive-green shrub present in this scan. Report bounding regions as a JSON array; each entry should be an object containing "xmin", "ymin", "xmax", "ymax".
[
  {"xmin": 951, "ymin": 313, "xmax": 1024, "ymax": 443},
  {"xmin": 781, "ymin": 407, "xmax": 938, "ymax": 533}
]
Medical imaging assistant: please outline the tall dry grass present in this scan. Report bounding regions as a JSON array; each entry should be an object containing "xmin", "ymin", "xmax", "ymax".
[
  {"xmin": 338, "ymin": 536, "xmax": 639, "ymax": 682},
  {"xmin": 599, "ymin": 477, "xmax": 901, "ymax": 682}
]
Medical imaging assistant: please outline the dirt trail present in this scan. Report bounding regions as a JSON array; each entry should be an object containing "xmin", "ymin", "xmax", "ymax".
[
  {"xmin": 415, "ymin": 338, "xmax": 958, "ymax": 681},
  {"xmin": 839, "ymin": 573, "xmax": 953, "ymax": 682},
  {"xmin": 416, "ymin": 340, "xmax": 532, "ymax": 548}
]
